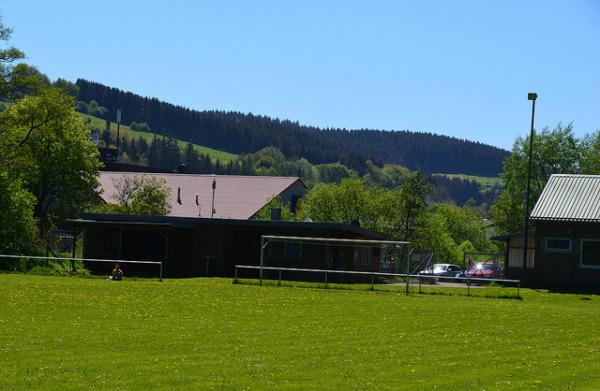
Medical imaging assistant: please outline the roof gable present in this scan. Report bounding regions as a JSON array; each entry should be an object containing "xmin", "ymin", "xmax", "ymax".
[
  {"xmin": 99, "ymin": 172, "xmax": 304, "ymax": 220},
  {"xmin": 530, "ymin": 174, "xmax": 600, "ymax": 222}
]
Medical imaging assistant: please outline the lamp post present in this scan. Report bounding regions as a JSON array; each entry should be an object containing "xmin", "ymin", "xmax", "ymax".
[
  {"xmin": 522, "ymin": 92, "xmax": 537, "ymax": 280},
  {"xmin": 211, "ymin": 175, "xmax": 217, "ymax": 218}
]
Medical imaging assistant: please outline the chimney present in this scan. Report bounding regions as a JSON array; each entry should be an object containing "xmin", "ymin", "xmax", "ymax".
[{"xmin": 270, "ymin": 208, "xmax": 282, "ymax": 221}]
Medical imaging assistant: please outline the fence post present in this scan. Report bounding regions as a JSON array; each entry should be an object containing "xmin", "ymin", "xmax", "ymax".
[
  {"xmin": 233, "ymin": 265, "xmax": 238, "ymax": 283},
  {"xmin": 467, "ymin": 277, "xmax": 471, "ymax": 296},
  {"xmin": 404, "ymin": 245, "xmax": 410, "ymax": 296},
  {"xmin": 159, "ymin": 263, "xmax": 163, "ymax": 282},
  {"xmin": 278, "ymin": 270, "xmax": 282, "ymax": 286},
  {"xmin": 419, "ymin": 276, "xmax": 422, "ymax": 294},
  {"xmin": 324, "ymin": 271, "xmax": 328, "ymax": 289},
  {"xmin": 517, "ymin": 281, "xmax": 520, "ymax": 298},
  {"xmin": 371, "ymin": 273, "xmax": 375, "ymax": 291}
]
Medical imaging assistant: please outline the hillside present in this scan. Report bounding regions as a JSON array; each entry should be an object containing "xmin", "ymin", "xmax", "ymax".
[
  {"xmin": 75, "ymin": 79, "xmax": 509, "ymax": 177},
  {"xmin": 80, "ymin": 113, "xmax": 238, "ymax": 162}
]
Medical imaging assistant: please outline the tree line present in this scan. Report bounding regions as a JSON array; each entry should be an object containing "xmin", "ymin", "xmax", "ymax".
[
  {"xmin": 74, "ymin": 79, "xmax": 508, "ymax": 177},
  {"xmin": 107, "ymin": 131, "xmax": 496, "ymax": 206},
  {"xmin": 256, "ymin": 175, "xmax": 497, "ymax": 266},
  {"xmin": 492, "ymin": 123, "xmax": 600, "ymax": 234}
]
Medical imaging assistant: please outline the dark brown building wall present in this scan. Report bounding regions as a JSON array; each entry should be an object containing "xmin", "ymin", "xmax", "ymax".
[{"xmin": 532, "ymin": 221, "xmax": 600, "ymax": 285}]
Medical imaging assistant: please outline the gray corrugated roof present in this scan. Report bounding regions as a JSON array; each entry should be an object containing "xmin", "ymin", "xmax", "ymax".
[{"xmin": 530, "ymin": 174, "xmax": 600, "ymax": 222}]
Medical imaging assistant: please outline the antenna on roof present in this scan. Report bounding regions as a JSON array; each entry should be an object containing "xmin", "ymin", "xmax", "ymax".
[{"xmin": 177, "ymin": 187, "xmax": 182, "ymax": 204}]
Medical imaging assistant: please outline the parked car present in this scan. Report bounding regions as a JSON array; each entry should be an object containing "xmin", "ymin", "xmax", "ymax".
[
  {"xmin": 419, "ymin": 263, "xmax": 464, "ymax": 281},
  {"xmin": 466, "ymin": 262, "xmax": 503, "ymax": 279}
]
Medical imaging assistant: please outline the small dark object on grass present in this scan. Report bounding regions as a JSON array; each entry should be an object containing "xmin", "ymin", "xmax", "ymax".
[
  {"xmin": 581, "ymin": 297, "xmax": 592, "ymax": 301},
  {"xmin": 109, "ymin": 263, "xmax": 124, "ymax": 281}
]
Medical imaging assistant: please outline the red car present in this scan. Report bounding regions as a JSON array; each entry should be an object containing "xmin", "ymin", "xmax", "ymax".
[{"xmin": 466, "ymin": 262, "xmax": 503, "ymax": 279}]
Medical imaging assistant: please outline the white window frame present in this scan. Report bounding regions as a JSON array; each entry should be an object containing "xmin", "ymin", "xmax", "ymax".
[
  {"xmin": 579, "ymin": 239, "xmax": 600, "ymax": 269},
  {"xmin": 544, "ymin": 237, "xmax": 572, "ymax": 253}
]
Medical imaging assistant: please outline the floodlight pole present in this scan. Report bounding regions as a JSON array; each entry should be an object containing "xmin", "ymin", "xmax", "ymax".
[{"xmin": 522, "ymin": 93, "xmax": 537, "ymax": 281}]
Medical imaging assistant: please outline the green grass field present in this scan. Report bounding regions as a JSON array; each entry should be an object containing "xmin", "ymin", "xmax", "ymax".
[
  {"xmin": 432, "ymin": 173, "xmax": 502, "ymax": 188},
  {"xmin": 1, "ymin": 275, "xmax": 599, "ymax": 390},
  {"xmin": 79, "ymin": 113, "xmax": 238, "ymax": 162}
]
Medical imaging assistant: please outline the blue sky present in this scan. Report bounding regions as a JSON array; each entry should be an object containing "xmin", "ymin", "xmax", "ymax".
[{"xmin": 3, "ymin": 0, "xmax": 599, "ymax": 150}]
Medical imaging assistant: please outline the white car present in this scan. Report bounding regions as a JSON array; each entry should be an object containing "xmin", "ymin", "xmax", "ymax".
[{"xmin": 418, "ymin": 263, "xmax": 463, "ymax": 280}]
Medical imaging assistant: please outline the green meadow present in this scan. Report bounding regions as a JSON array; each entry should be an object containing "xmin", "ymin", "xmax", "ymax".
[
  {"xmin": 1, "ymin": 274, "xmax": 599, "ymax": 390},
  {"xmin": 432, "ymin": 173, "xmax": 502, "ymax": 188},
  {"xmin": 80, "ymin": 113, "xmax": 238, "ymax": 162}
]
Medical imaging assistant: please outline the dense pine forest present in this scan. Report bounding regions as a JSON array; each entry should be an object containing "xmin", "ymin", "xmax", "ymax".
[
  {"xmin": 313, "ymin": 130, "xmax": 508, "ymax": 176},
  {"xmin": 75, "ymin": 79, "xmax": 508, "ymax": 177}
]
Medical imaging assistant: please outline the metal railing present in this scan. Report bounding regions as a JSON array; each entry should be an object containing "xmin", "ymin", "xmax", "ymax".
[
  {"xmin": 0, "ymin": 254, "xmax": 164, "ymax": 281},
  {"xmin": 234, "ymin": 265, "xmax": 521, "ymax": 297}
]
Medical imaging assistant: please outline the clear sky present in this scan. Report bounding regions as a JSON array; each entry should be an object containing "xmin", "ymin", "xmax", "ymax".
[{"xmin": 3, "ymin": 0, "xmax": 599, "ymax": 150}]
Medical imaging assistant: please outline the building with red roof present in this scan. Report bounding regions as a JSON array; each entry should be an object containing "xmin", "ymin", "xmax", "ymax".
[{"xmin": 99, "ymin": 172, "xmax": 306, "ymax": 219}]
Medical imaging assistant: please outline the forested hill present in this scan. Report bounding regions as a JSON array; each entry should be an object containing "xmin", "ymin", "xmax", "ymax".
[
  {"xmin": 313, "ymin": 130, "xmax": 509, "ymax": 176},
  {"xmin": 76, "ymin": 79, "xmax": 508, "ymax": 176}
]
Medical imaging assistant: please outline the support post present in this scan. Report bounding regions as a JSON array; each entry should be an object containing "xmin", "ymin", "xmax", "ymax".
[
  {"xmin": 371, "ymin": 273, "xmax": 375, "ymax": 291},
  {"xmin": 404, "ymin": 245, "xmax": 410, "ymax": 296},
  {"xmin": 163, "ymin": 230, "xmax": 170, "ymax": 278},
  {"xmin": 278, "ymin": 270, "xmax": 282, "ymax": 286},
  {"xmin": 324, "ymin": 271, "xmax": 328, "ymax": 288},
  {"xmin": 467, "ymin": 277, "xmax": 471, "ymax": 296},
  {"xmin": 71, "ymin": 232, "xmax": 77, "ymax": 273},
  {"xmin": 159, "ymin": 263, "xmax": 163, "ymax": 282},
  {"xmin": 259, "ymin": 237, "xmax": 265, "ymax": 286}
]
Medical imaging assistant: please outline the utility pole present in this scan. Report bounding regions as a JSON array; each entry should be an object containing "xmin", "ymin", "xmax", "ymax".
[{"xmin": 116, "ymin": 109, "xmax": 122, "ymax": 161}]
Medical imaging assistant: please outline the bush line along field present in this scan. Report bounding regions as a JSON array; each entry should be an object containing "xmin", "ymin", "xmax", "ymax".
[
  {"xmin": 1, "ymin": 275, "xmax": 599, "ymax": 390},
  {"xmin": 79, "ymin": 113, "xmax": 238, "ymax": 162}
]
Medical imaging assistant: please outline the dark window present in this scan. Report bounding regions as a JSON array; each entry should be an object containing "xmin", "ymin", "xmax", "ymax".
[
  {"xmin": 269, "ymin": 241, "xmax": 302, "ymax": 259},
  {"xmin": 269, "ymin": 242, "xmax": 285, "ymax": 257},
  {"xmin": 581, "ymin": 240, "xmax": 600, "ymax": 268},
  {"xmin": 545, "ymin": 238, "xmax": 571, "ymax": 252},
  {"xmin": 286, "ymin": 243, "xmax": 302, "ymax": 259}
]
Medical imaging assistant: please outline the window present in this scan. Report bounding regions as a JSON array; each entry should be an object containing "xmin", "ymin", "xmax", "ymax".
[
  {"xmin": 545, "ymin": 237, "xmax": 571, "ymax": 252},
  {"xmin": 354, "ymin": 247, "xmax": 371, "ymax": 266},
  {"xmin": 268, "ymin": 241, "xmax": 302, "ymax": 259},
  {"xmin": 580, "ymin": 240, "xmax": 600, "ymax": 268}
]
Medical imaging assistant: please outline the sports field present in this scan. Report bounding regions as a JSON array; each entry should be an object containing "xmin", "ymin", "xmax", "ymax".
[{"xmin": 1, "ymin": 275, "xmax": 599, "ymax": 390}]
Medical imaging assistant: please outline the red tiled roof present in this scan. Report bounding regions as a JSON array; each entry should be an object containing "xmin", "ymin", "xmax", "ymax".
[{"xmin": 99, "ymin": 172, "xmax": 303, "ymax": 219}]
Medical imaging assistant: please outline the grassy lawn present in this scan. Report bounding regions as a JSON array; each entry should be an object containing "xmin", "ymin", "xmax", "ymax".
[
  {"xmin": 1, "ymin": 275, "xmax": 599, "ymax": 390},
  {"xmin": 79, "ymin": 113, "xmax": 238, "ymax": 162}
]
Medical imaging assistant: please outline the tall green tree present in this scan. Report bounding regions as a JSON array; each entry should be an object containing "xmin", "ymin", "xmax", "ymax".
[
  {"xmin": 395, "ymin": 170, "xmax": 432, "ymax": 241},
  {"xmin": 492, "ymin": 123, "xmax": 582, "ymax": 233},
  {"xmin": 0, "ymin": 170, "xmax": 37, "ymax": 254},
  {"xmin": 0, "ymin": 16, "xmax": 25, "ymax": 99},
  {"xmin": 0, "ymin": 88, "xmax": 101, "ymax": 239}
]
